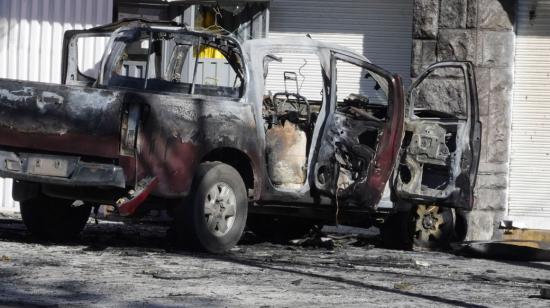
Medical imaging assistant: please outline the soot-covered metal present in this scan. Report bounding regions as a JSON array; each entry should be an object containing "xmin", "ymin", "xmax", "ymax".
[{"xmin": 0, "ymin": 20, "xmax": 479, "ymax": 242}]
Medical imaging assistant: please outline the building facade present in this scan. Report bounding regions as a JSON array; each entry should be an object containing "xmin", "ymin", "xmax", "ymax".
[
  {"xmin": 0, "ymin": 0, "xmax": 548, "ymax": 240},
  {"xmin": 412, "ymin": 0, "xmax": 550, "ymax": 239}
]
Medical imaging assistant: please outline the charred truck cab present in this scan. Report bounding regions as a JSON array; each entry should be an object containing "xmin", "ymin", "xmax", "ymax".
[{"xmin": 0, "ymin": 20, "xmax": 480, "ymax": 252}]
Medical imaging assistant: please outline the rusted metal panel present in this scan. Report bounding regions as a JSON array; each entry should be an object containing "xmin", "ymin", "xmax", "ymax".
[
  {"xmin": 0, "ymin": 81, "xmax": 259, "ymax": 200},
  {"xmin": 0, "ymin": 0, "xmax": 113, "ymax": 211},
  {"xmin": 134, "ymin": 92, "xmax": 258, "ymax": 197},
  {"xmin": 0, "ymin": 79, "xmax": 123, "ymax": 158}
]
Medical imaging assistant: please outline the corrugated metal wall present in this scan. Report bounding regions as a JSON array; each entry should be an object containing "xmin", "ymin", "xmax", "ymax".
[
  {"xmin": 267, "ymin": 0, "xmax": 412, "ymax": 100},
  {"xmin": 508, "ymin": 0, "xmax": 550, "ymax": 229},
  {"xmin": 0, "ymin": 0, "xmax": 113, "ymax": 212}
]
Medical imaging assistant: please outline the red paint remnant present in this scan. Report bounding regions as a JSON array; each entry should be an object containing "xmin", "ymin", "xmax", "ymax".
[
  {"xmin": 363, "ymin": 75, "xmax": 405, "ymax": 205},
  {"xmin": 0, "ymin": 127, "xmax": 120, "ymax": 159},
  {"xmin": 137, "ymin": 132, "xmax": 198, "ymax": 197},
  {"xmin": 117, "ymin": 177, "xmax": 159, "ymax": 216}
]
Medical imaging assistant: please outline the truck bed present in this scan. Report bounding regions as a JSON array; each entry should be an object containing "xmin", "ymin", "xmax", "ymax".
[{"xmin": 0, "ymin": 78, "xmax": 122, "ymax": 158}]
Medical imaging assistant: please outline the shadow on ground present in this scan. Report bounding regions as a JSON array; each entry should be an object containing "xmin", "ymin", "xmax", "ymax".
[{"xmin": 0, "ymin": 217, "xmax": 494, "ymax": 307}]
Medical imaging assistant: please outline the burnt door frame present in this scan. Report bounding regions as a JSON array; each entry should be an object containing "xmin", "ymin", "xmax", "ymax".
[
  {"xmin": 392, "ymin": 61, "xmax": 481, "ymax": 210},
  {"xmin": 312, "ymin": 51, "xmax": 404, "ymax": 208}
]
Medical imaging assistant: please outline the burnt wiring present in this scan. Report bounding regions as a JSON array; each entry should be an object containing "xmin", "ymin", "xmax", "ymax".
[
  {"xmin": 203, "ymin": 6, "xmax": 230, "ymax": 35},
  {"xmin": 298, "ymin": 58, "xmax": 307, "ymax": 92},
  {"xmin": 333, "ymin": 156, "xmax": 342, "ymax": 227},
  {"xmin": 198, "ymin": 5, "xmax": 253, "ymax": 41},
  {"xmin": 335, "ymin": 187, "xmax": 340, "ymax": 227}
]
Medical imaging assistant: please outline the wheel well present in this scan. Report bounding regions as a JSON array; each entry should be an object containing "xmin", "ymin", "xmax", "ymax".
[{"xmin": 201, "ymin": 148, "xmax": 254, "ymax": 191}]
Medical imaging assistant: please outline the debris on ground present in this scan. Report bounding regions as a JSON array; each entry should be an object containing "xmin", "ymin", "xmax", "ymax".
[
  {"xmin": 290, "ymin": 236, "xmax": 334, "ymax": 249},
  {"xmin": 414, "ymin": 260, "xmax": 430, "ymax": 267},
  {"xmin": 453, "ymin": 241, "xmax": 550, "ymax": 261},
  {"xmin": 1, "ymin": 218, "xmax": 550, "ymax": 307},
  {"xmin": 144, "ymin": 270, "xmax": 183, "ymax": 281},
  {"xmin": 151, "ymin": 272, "xmax": 185, "ymax": 281},
  {"xmin": 393, "ymin": 282, "xmax": 413, "ymax": 291}
]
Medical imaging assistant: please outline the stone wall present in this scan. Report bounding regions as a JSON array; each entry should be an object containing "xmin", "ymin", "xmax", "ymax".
[{"xmin": 411, "ymin": 0, "xmax": 516, "ymax": 240}]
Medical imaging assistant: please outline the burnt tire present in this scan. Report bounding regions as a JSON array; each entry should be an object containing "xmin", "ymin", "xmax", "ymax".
[
  {"xmin": 247, "ymin": 215, "xmax": 316, "ymax": 243},
  {"xmin": 380, "ymin": 205, "xmax": 456, "ymax": 250},
  {"xmin": 20, "ymin": 196, "xmax": 91, "ymax": 241},
  {"xmin": 413, "ymin": 205, "xmax": 454, "ymax": 249},
  {"xmin": 175, "ymin": 162, "xmax": 248, "ymax": 253}
]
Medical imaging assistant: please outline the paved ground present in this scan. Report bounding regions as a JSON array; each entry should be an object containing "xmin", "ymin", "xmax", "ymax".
[{"xmin": 0, "ymin": 213, "xmax": 549, "ymax": 307}]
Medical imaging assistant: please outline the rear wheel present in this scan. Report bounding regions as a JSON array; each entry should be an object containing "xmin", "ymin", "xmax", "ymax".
[
  {"xmin": 20, "ymin": 195, "xmax": 91, "ymax": 241},
  {"xmin": 175, "ymin": 162, "xmax": 248, "ymax": 253}
]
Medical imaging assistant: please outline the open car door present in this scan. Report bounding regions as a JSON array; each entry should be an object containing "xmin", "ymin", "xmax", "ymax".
[
  {"xmin": 313, "ymin": 52, "xmax": 404, "ymax": 208},
  {"xmin": 392, "ymin": 61, "xmax": 481, "ymax": 210}
]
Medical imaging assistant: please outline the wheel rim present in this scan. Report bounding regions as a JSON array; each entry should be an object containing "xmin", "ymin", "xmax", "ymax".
[
  {"xmin": 414, "ymin": 204, "xmax": 445, "ymax": 242},
  {"xmin": 203, "ymin": 182, "xmax": 237, "ymax": 237}
]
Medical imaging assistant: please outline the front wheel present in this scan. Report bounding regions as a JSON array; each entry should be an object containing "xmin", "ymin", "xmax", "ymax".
[
  {"xmin": 20, "ymin": 195, "xmax": 91, "ymax": 241},
  {"xmin": 380, "ymin": 204, "xmax": 457, "ymax": 250},
  {"xmin": 413, "ymin": 204, "xmax": 455, "ymax": 248},
  {"xmin": 174, "ymin": 162, "xmax": 248, "ymax": 253}
]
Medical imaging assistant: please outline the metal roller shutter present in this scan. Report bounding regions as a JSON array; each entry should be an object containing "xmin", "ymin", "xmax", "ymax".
[
  {"xmin": 268, "ymin": 0, "xmax": 412, "ymax": 99},
  {"xmin": 509, "ymin": 0, "xmax": 550, "ymax": 229},
  {"xmin": 0, "ymin": 0, "xmax": 113, "ymax": 212}
]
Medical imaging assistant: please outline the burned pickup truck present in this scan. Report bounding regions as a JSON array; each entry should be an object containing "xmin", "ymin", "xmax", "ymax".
[{"xmin": 0, "ymin": 20, "xmax": 480, "ymax": 252}]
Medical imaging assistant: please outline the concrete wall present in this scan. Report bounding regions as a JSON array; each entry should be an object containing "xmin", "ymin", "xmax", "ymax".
[{"xmin": 411, "ymin": 0, "xmax": 516, "ymax": 240}]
